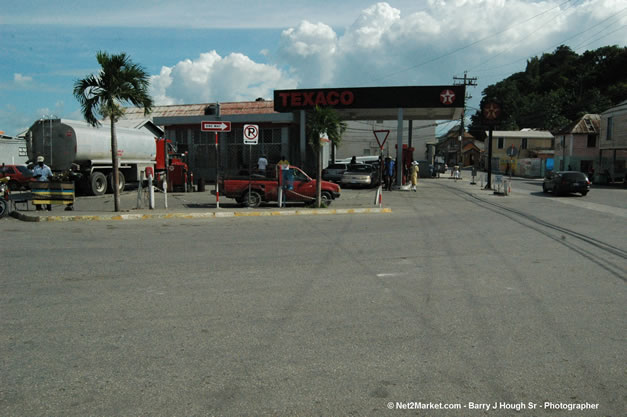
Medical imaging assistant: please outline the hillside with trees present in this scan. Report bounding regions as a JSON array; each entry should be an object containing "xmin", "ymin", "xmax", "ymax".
[{"xmin": 468, "ymin": 45, "xmax": 627, "ymax": 137}]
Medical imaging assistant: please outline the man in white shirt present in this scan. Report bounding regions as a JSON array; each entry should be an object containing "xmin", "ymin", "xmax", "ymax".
[
  {"xmin": 32, "ymin": 156, "xmax": 53, "ymax": 211},
  {"xmin": 33, "ymin": 156, "xmax": 53, "ymax": 181},
  {"xmin": 257, "ymin": 155, "xmax": 268, "ymax": 174}
]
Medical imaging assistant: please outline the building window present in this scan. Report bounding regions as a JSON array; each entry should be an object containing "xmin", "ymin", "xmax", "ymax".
[
  {"xmin": 587, "ymin": 134, "xmax": 597, "ymax": 148},
  {"xmin": 521, "ymin": 138, "xmax": 527, "ymax": 149},
  {"xmin": 607, "ymin": 117, "xmax": 613, "ymax": 140},
  {"xmin": 497, "ymin": 137, "xmax": 504, "ymax": 149}
]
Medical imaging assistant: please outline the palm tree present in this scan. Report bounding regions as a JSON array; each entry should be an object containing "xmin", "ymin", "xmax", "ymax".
[
  {"xmin": 73, "ymin": 51, "xmax": 153, "ymax": 212},
  {"xmin": 306, "ymin": 106, "xmax": 346, "ymax": 208}
]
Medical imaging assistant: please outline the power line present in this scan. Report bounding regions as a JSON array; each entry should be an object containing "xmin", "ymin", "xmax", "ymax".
[
  {"xmin": 470, "ymin": 5, "xmax": 627, "ymax": 79},
  {"xmin": 572, "ymin": 24, "xmax": 627, "ymax": 52},
  {"xmin": 468, "ymin": 0, "xmax": 584, "ymax": 73},
  {"xmin": 370, "ymin": 0, "xmax": 577, "ymax": 83}
]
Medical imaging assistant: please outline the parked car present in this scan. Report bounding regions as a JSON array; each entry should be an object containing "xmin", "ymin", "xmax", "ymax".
[
  {"xmin": 542, "ymin": 171, "xmax": 591, "ymax": 196},
  {"xmin": 0, "ymin": 164, "xmax": 35, "ymax": 190},
  {"xmin": 322, "ymin": 163, "xmax": 349, "ymax": 183},
  {"xmin": 340, "ymin": 164, "xmax": 380, "ymax": 188}
]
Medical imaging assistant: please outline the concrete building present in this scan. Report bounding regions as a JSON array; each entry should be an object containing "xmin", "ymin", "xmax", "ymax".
[
  {"xmin": 0, "ymin": 135, "xmax": 28, "ymax": 165},
  {"xmin": 119, "ymin": 85, "xmax": 464, "ymax": 184},
  {"xmin": 125, "ymin": 101, "xmax": 297, "ymax": 181},
  {"xmin": 337, "ymin": 120, "xmax": 436, "ymax": 162},
  {"xmin": 485, "ymin": 129, "xmax": 554, "ymax": 174},
  {"xmin": 599, "ymin": 100, "xmax": 627, "ymax": 182}
]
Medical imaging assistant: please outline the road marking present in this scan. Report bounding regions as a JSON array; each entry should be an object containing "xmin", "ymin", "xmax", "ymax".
[
  {"xmin": 549, "ymin": 197, "xmax": 627, "ymax": 218},
  {"xmin": 509, "ymin": 186, "xmax": 627, "ymax": 218},
  {"xmin": 376, "ymin": 273, "xmax": 405, "ymax": 277}
]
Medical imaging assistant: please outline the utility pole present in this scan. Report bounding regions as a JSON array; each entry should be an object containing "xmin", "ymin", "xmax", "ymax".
[{"xmin": 453, "ymin": 71, "xmax": 477, "ymax": 165}]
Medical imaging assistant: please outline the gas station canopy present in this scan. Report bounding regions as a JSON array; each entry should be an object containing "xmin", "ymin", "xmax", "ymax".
[{"xmin": 274, "ymin": 85, "xmax": 465, "ymax": 121}]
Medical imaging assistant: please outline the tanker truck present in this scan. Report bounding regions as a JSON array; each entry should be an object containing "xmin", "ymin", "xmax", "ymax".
[{"xmin": 27, "ymin": 118, "xmax": 157, "ymax": 195}]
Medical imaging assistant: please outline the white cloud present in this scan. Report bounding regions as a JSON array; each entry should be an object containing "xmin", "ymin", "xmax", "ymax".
[
  {"xmin": 145, "ymin": 1, "xmax": 626, "ymax": 106},
  {"xmin": 278, "ymin": 21, "xmax": 338, "ymax": 86},
  {"xmin": 342, "ymin": 2, "xmax": 400, "ymax": 49},
  {"xmin": 150, "ymin": 50, "xmax": 298, "ymax": 105},
  {"xmin": 14, "ymin": 73, "xmax": 33, "ymax": 84}
]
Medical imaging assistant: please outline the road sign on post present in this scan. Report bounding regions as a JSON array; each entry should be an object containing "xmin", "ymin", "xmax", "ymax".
[
  {"xmin": 243, "ymin": 125, "xmax": 259, "ymax": 206},
  {"xmin": 201, "ymin": 121, "xmax": 231, "ymax": 132},
  {"xmin": 373, "ymin": 130, "xmax": 390, "ymax": 150},
  {"xmin": 481, "ymin": 101, "xmax": 502, "ymax": 190},
  {"xmin": 201, "ymin": 121, "xmax": 231, "ymax": 208},
  {"xmin": 243, "ymin": 124, "xmax": 259, "ymax": 145}
]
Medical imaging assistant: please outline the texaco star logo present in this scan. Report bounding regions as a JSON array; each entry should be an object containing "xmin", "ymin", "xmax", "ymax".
[
  {"xmin": 482, "ymin": 102, "xmax": 501, "ymax": 120},
  {"xmin": 440, "ymin": 89, "xmax": 456, "ymax": 105}
]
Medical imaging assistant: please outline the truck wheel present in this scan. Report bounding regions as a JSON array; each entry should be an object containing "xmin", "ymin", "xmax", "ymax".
[
  {"xmin": 243, "ymin": 190, "xmax": 262, "ymax": 208},
  {"xmin": 107, "ymin": 172, "xmax": 125, "ymax": 193},
  {"xmin": 321, "ymin": 191, "xmax": 333, "ymax": 207},
  {"xmin": 90, "ymin": 172, "xmax": 108, "ymax": 196},
  {"xmin": 0, "ymin": 199, "xmax": 9, "ymax": 218}
]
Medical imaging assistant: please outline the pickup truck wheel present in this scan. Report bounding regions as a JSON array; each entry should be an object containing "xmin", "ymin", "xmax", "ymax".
[
  {"xmin": 321, "ymin": 191, "xmax": 333, "ymax": 207},
  {"xmin": 243, "ymin": 190, "xmax": 262, "ymax": 208},
  {"xmin": 0, "ymin": 199, "xmax": 8, "ymax": 218},
  {"xmin": 90, "ymin": 172, "xmax": 107, "ymax": 196},
  {"xmin": 107, "ymin": 172, "xmax": 125, "ymax": 193}
]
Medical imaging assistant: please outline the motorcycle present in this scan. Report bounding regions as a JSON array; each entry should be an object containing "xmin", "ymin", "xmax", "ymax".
[{"xmin": 0, "ymin": 176, "xmax": 10, "ymax": 218}]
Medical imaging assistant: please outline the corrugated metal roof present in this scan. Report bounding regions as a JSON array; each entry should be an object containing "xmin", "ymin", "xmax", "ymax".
[
  {"xmin": 120, "ymin": 101, "xmax": 277, "ymax": 119},
  {"xmin": 556, "ymin": 114, "xmax": 600, "ymax": 134}
]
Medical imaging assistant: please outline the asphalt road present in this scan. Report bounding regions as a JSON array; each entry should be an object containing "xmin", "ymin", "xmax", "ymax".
[
  {"xmin": 1, "ymin": 180, "xmax": 625, "ymax": 416},
  {"xmin": 501, "ymin": 175, "xmax": 627, "ymax": 210}
]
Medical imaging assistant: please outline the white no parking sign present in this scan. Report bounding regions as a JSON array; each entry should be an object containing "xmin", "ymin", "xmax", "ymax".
[{"xmin": 243, "ymin": 124, "xmax": 259, "ymax": 145}]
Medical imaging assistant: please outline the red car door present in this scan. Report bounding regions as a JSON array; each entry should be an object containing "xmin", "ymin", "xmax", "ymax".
[{"xmin": 286, "ymin": 168, "xmax": 315, "ymax": 202}]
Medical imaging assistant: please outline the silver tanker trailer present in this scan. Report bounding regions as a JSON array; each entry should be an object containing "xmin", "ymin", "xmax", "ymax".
[{"xmin": 27, "ymin": 118, "xmax": 157, "ymax": 195}]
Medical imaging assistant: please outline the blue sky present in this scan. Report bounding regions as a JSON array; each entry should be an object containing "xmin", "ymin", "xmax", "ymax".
[{"xmin": 1, "ymin": 0, "xmax": 626, "ymax": 136}]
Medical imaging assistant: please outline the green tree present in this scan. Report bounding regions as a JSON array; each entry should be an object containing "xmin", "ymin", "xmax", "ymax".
[
  {"xmin": 73, "ymin": 51, "xmax": 153, "ymax": 212},
  {"xmin": 306, "ymin": 106, "xmax": 346, "ymax": 208},
  {"xmin": 468, "ymin": 45, "xmax": 627, "ymax": 134}
]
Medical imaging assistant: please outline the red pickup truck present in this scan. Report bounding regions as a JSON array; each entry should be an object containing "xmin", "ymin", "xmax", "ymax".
[{"xmin": 219, "ymin": 165, "xmax": 341, "ymax": 207}]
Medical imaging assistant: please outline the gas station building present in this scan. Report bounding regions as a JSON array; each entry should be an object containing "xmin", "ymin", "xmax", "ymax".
[{"xmin": 148, "ymin": 85, "xmax": 465, "ymax": 183}]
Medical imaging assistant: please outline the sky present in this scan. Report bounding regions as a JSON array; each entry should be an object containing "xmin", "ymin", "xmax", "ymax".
[{"xmin": 1, "ymin": 0, "xmax": 626, "ymax": 137}]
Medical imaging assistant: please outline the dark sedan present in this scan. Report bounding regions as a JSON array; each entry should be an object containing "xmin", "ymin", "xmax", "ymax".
[{"xmin": 542, "ymin": 171, "xmax": 591, "ymax": 196}]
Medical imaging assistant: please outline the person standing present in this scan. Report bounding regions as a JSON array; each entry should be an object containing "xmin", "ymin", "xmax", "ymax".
[
  {"xmin": 277, "ymin": 156, "xmax": 290, "ymax": 207},
  {"xmin": 383, "ymin": 157, "xmax": 395, "ymax": 191},
  {"xmin": 32, "ymin": 156, "xmax": 53, "ymax": 211},
  {"xmin": 257, "ymin": 154, "xmax": 268, "ymax": 175},
  {"xmin": 410, "ymin": 161, "xmax": 419, "ymax": 191}
]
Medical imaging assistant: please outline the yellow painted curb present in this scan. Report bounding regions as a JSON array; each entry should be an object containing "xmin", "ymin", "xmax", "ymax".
[{"xmin": 15, "ymin": 206, "xmax": 392, "ymax": 222}]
